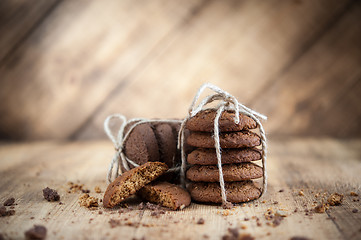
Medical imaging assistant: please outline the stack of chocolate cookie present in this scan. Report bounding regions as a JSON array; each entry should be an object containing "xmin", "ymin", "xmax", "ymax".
[{"xmin": 185, "ymin": 109, "xmax": 263, "ymax": 204}]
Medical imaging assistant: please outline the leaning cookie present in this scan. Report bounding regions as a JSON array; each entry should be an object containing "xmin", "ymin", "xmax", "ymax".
[
  {"xmin": 187, "ymin": 131, "xmax": 261, "ymax": 148},
  {"xmin": 187, "ymin": 148, "xmax": 261, "ymax": 165},
  {"xmin": 138, "ymin": 182, "xmax": 191, "ymax": 210},
  {"xmin": 103, "ymin": 162, "xmax": 168, "ymax": 208},
  {"xmin": 186, "ymin": 163, "xmax": 263, "ymax": 182},
  {"xmin": 124, "ymin": 123, "xmax": 160, "ymax": 165},
  {"xmin": 186, "ymin": 109, "xmax": 257, "ymax": 132},
  {"xmin": 188, "ymin": 181, "xmax": 261, "ymax": 203}
]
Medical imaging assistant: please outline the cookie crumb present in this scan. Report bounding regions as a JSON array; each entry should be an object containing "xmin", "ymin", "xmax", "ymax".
[
  {"xmin": 3, "ymin": 198, "xmax": 15, "ymax": 206},
  {"xmin": 314, "ymin": 204, "xmax": 326, "ymax": 213},
  {"xmin": 197, "ymin": 218, "xmax": 205, "ymax": 224},
  {"xmin": 0, "ymin": 206, "xmax": 15, "ymax": 217},
  {"xmin": 327, "ymin": 193, "xmax": 343, "ymax": 206},
  {"xmin": 79, "ymin": 193, "xmax": 98, "ymax": 209},
  {"xmin": 222, "ymin": 201, "xmax": 234, "ymax": 209},
  {"xmin": 298, "ymin": 190, "xmax": 304, "ymax": 196},
  {"xmin": 239, "ymin": 234, "xmax": 254, "ymax": 240},
  {"xmin": 95, "ymin": 186, "xmax": 102, "ymax": 193},
  {"xmin": 25, "ymin": 225, "xmax": 47, "ymax": 240},
  {"xmin": 350, "ymin": 192, "xmax": 358, "ymax": 196},
  {"xmin": 109, "ymin": 219, "xmax": 121, "ymax": 228},
  {"xmin": 42, "ymin": 187, "xmax": 60, "ymax": 202}
]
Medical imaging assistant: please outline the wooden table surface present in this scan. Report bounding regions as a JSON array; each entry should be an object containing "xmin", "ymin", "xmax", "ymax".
[{"xmin": 0, "ymin": 138, "xmax": 360, "ymax": 240}]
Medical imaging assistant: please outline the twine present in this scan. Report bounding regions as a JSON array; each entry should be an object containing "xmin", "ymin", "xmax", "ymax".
[
  {"xmin": 178, "ymin": 83, "xmax": 267, "ymax": 208},
  {"xmin": 104, "ymin": 115, "xmax": 182, "ymax": 183}
]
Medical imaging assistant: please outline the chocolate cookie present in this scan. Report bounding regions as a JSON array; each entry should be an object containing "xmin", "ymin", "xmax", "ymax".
[
  {"xmin": 138, "ymin": 182, "xmax": 191, "ymax": 210},
  {"xmin": 188, "ymin": 181, "xmax": 261, "ymax": 203},
  {"xmin": 187, "ymin": 148, "xmax": 261, "ymax": 165},
  {"xmin": 124, "ymin": 123, "xmax": 160, "ymax": 165},
  {"xmin": 154, "ymin": 123, "xmax": 176, "ymax": 168},
  {"xmin": 103, "ymin": 162, "xmax": 168, "ymax": 208},
  {"xmin": 186, "ymin": 163, "xmax": 263, "ymax": 182},
  {"xmin": 186, "ymin": 109, "xmax": 257, "ymax": 132},
  {"xmin": 187, "ymin": 131, "xmax": 261, "ymax": 148}
]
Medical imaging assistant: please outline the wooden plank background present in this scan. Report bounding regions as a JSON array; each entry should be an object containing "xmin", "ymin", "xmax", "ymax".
[{"xmin": 0, "ymin": 0, "xmax": 360, "ymax": 140}]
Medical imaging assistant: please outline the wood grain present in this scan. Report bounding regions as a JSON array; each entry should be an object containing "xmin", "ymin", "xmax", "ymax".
[
  {"xmin": 0, "ymin": 0, "xmax": 59, "ymax": 62},
  {"xmin": 251, "ymin": 0, "xmax": 361, "ymax": 138},
  {"xmin": 0, "ymin": 139, "xmax": 360, "ymax": 239},
  {"xmin": 0, "ymin": 0, "xmax": 203, "ymax": 140},
  {"xmin": 1, "ymin": 0, "xmax": 360, "ymax": 140}
]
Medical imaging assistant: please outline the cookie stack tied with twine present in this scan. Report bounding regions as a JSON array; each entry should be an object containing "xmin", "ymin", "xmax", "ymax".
[
  {"xmin": 178, "ymin": 83, "xmax": 267, "ymax": 208},
  {"xmin": 104, "ymin": 116, "xmax": 184, "ymax": 184}
]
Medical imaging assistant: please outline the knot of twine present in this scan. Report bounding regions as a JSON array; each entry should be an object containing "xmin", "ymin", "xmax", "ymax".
[
  {"xmin": 178, "ymin": 83, "xmax": 268, "ymax": 207},
  {"xmin": 104, "ymin": 115, "xmax": 182, "ymax": 183}
]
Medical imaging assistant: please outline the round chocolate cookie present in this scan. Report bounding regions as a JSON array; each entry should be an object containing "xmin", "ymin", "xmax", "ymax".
[
  {"xmin": 186, "ymin": 163, "xmax": 263, "ymax": 182},
  {"xmin": 186, "ymin": 131, "xmax": 261, "ymax": 148},
  {"xmin": 124, "ymin": 123, "xmax": 160, "ymax": 165},
  {"xmin": 187, "ymin": 148, "xmax": 261, "ymax": 165},
  {"xmin": 154, "ymin": 123, "xmax": 176, "ymax": 168},
  {"xmin": 188, "ymin": 181, "xmax": 261, "ymax": 203},
  {"xmin": 186, "ymin": 109, "xmax": 257, "ymax": 132}
]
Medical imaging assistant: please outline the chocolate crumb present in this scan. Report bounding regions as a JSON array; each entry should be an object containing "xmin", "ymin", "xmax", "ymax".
[
  {"xmin": 272, "ymin": 215, "xmax": 283, "ymax": 227},
  {"xmin": 42, "ymin": 187, "xmax": 60, "ymax": 202},
  {"xmin": 0, "ymin": 233, "xmax": 4, "ymax": 240},
  {"xmin": 244, "ymin": 217, "xmax": 249, "ymax": 221},
  {"xmin": 273, "ymin": 201, "xmax": 279, "ymax": 204},
  {"xmin": 290, "ymin": 237, "xmax": 311, "ymax": 240},
  {"xmin": 279, "ymin": 189, "xmax": 284, "ymax": 192},
  {"xmin": 350, "ymin": 192, "xmax": 358, "ymax": 196},
  {"xmin": 81, "ymin": 189, "xmax": 90, "ymax": 193},
  {"xmin": 98, "ymin": 211, "xmax": 103, "ymax": 215},
  {"xmin": 222, "ymin": 201, "xmax": 234, "ymax": 209},
  {"xmin": 352, "ymin": 209, "xmax": 358, "ymax": 213},
  {"xmin": 0, "ymin": 206, "xmax": 15, "ymax": 217},
  {"xmin": 25, "ymin": 225, "xmax": 47, "ymax": 240},
  {"xmin": 197, "ymin": 218, "xmax": 205, "ymax": 224},
  {"xmin": 109, "ymin": 219, "xmax": 121, "ymax": 228},
  {"xmin": 3, "ymin": 198, "xmax": 15, "ymax": 206},
  {"xmin": 327, "ymin": 193, "xmax": 343, "ymax": 206}
]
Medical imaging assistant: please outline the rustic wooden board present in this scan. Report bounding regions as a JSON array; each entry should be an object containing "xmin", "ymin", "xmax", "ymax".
[{"xmin": 0, "ymin": 139, "xmax": 360, "ymax": 239}]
